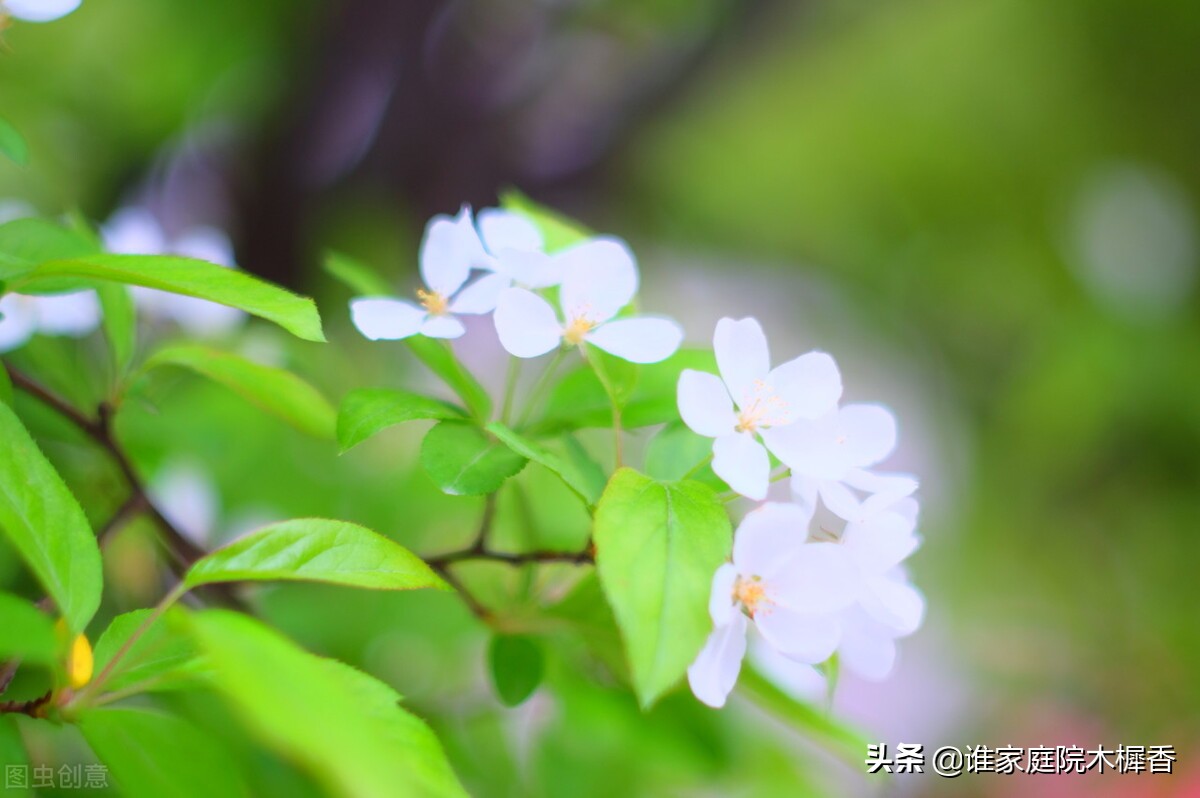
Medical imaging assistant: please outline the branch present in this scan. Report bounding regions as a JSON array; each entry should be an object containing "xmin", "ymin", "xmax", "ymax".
[{"xmin": 426, "ymin": 547, "xmax": 593, "ymax": 569}]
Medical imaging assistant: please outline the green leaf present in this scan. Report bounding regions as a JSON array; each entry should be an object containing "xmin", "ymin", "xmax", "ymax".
[
  {"xmin": 737, "ymin": 665, "xmax": 869, "ymax": 765},
  {"xmin": 488, "ymin": 634, "xmax": 544, "ymax": 707},
  {"xmin": 184, "ymin": 518, "xmax": 448, "ymax": 592},
  {"xmin": 405, "ymin": 337, "xmax": 492, "ymax": 420},
  {"xmin": 323, "ymin": 250, "xmax": 392, "ymax": 296},
  {"xmin": 0, "ymin": 402, "xmax": 101, "ymax": 634},
  {"xmin": 189, "ymin": 610, "xmax": 468, "ymax": 798},
  {"xmin": 0, "ymin": 717, "xmax": 31, "ymax": 797},
  {"xmin": 0, "ymin": 117, "xmax": 29, "ymax": 166},
  {"xmin": 338, "ymin": 387, "xmax": 466, "ymax": 452},
  {"xmin": 644, "ymin": 422, "xmax": 717, "ymax": 484},
  {"xmin": 141, "ymin": 344, "xmax": 336, "ymax": 439},
  {"xmin": 78, "ymin": 708, "xmax": 246, "ymax": 798},
  {"xmin": 487, "ymin": 423, "xmax": 600, "ymax": 507},
  {"xmin": 9, "ymin": 255, "xmax": 325, "ymax": 342},
  {"xmin": 96, "ymin": 283, "xmax": 137, "ymax": 378},
  {"xmin": 592, "ymin": 468, "xmax": 732, "ymax": 708},
  {"xmin": 91, "ymin": 609, "xmax": 201, "ymax": 695},
  {"xmin": 420, "ymin": 421, "xmax": 527, "ymax": 496},
  {"xmin": 561, "ymin": 434, "xmax": 608, "ymax": 505},
  {"xmin": 0, "ymin": 363, "xmax": 11, "ymax": 406},
  {"xmin": 0, "ymin": 592, "xmax": 58, "ymax": 665},
  {"xmin": 0, "ymin": 218, "xmax": 100, "ymax": 283},
  {"xmin": 499, "ymin": 189, "xmax": 592, "ymax": 253}
]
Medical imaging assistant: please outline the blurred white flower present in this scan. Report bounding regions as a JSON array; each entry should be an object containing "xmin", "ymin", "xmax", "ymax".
[
  {"xmin": 0, "ymin": 290, "xmax": 101, "ymax": 353},
  {"xmin": 350, "ymin": 206, "xmax": 506, "ymax": 341},
  {"xmin": 148, "ymin": 460, "xmax": 219, "ymax": 549},
  {"xmin": 676, "ymin": 317, "xmax": 842, "ymax": 500},
  {"xmin": 687, "ymin": 503, "xmax": 858, "ymax": 708},
  {"xmin": 2, "ymin": 0, "xmax": 80, "ymax": 23},
  {"xmin": 494, "ymin": 237, "xmax": 682, "ymax": 363},
  {"xmin": 103, "ymin": 207, "xmax": 244, "ymax": 337}
]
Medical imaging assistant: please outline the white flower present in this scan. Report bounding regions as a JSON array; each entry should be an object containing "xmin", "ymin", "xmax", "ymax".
[
  {"xmin": 103, "ymin": 207, "xmax": 244, "ymax": 337},
  {"xmin": 475, "ymin": 208, "xmax": 562, "ymax": 289},
  {"xmin": 0, "ymin": 291, "xmax": 101, "ymax": 353},
  {"xmin": 149, "ymin": 460, "xmax": 219, "ymax": 549},
  {"xmin": 3, "ymin": 0, "xmax": 81, "ymax": 22},
  {"xmin": 350, "ymin": 206, "xmax": 507, "ymax": 341},
  {"xmin": 676, "ymin": 317, "xmax": 842, "ymax": 500},
  {"xmin": 493, "ymin": 237, "xmax": 682, "ymax": 363},
  {"xmin": 835, "ymin": 497, "xmax": 924, "ymax": 680},
  {"xmin": 687, "ymin": 503, "xmax": 858, "ymax": 708}
]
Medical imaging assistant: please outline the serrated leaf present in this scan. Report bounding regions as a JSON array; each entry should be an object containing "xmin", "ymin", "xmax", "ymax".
[
  {"xmin": 78, "ymin": 708, "xmax": 246, "ymax": 798},
  {"xmin": 91, "ymin": 609, "xmax": 201, "ymax": 695},
  {"xmin": 0, "ymin": 218, "xmax": 99, "ymax": 283},
  {"xmin": 189, "ymin": 610, "xmax": 468, "ymax": 798},
  {"xmin": 8, "ymin": 255, "xmax": 325, "ymax": 341},
  {"xmin": 0, "ymin": 592, "xmax": 58, "ymax": 665},
  {"xmin": 420, "ymin": 421, "xmax": 527, "ymax": 496},
  {"xmin": 141, "ymin": 344, "xmax": 336, "ymax": 439},
  {"xmin": 0, "ymin": 402, "xmax": 101, "ymax": 634},
  {"xmin": 184, "ymin": 518, "xmax": 447, "ymax": 592},
  {"xmin": 338, "ymin": 388, "xmax": 466, "ymax": 452},
  {"xmin": 0, "ymin": 117, "xmax": 29, "ymax": 166},
  {"xmin": 592, "ymin": 468, "xmax": 732, "ymax": 708},
  {"xmin": 487, "ymin": 423, "xmax": 599, "ymax": 507},
  {"xmin": 405, "ymin": 337, "xmax": 491, "ymax": 420},
  {"xmin": 488, "ymin": 634, "xmax": 544, "ymax": 707}
]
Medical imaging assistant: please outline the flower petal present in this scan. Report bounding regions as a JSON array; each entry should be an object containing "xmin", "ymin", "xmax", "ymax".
[
  {"xmin": 4, "ymin": 0, "xmax": 81, "ymax": 23},
  {"xmin": 419, "ymin": 209, "xmax": 479, "ymax": 296},
  {"xmin": 861, "ymin": 574, "xmax": 924, "ymax": 635},
  {"xmin": 449, "ymin": 272, "xmax": 511, "ymax": 315},
  {"xmin": 150, "ymin": 461, "xmax": 218, "ymax": 548},
  {"xmin": 748, "ymin": 639, "xmax": 826, "ymax": 701},
  {"xmin": 772, "ymin": 542, "xmax": 859, "ymax": 614},
  {"xmin": 686, "ymin": 613, "xmax": 747, "ymax": 709},
  {"xmin": 840, "ymin": 404, "xmax": 898, "ymax": 468},
  {"xmin": 30, "ymin": 291, "xmax": 101, "ymax": 337},
  {"xmin": 349, "ymin": 297, "xmax": 426, "ymax": 340},
  {"xmin": 817, "ymin": 479, "xmax": 863, "ymax": 522},
  {"xmin": 764, "ymin": 412, "xmax": 848, "ymax": 479},
  {"xmin": 733, "ymin": 502, "xmax": 812, "ymax": 578},
  {"xmin": 557, "ymin": 237, "xmax": 637, "ymax": 324},
  {"xmin": 496, "ymin": 249, "xmax": 561, "ymax": 288},
  {"xmin": 767, "ymin": 351, "xmax": 842, "ymax": 421},
  {"xmin": 838, "ymin": 609, "xmax": 899, "ymax": 681},
  {"xmin": 586, "ymin": 316, "xmax": 682, "ymax": 364},
  {"xmin": 419, "ymin": 315, "xmax": 466, "ymax": 339},
  {"xmin": 103, "ymin": 207, "xmax": 167, "ymax": 255},
  {"xmin": 844, "ymin": 469, "xmax": 919, "ymax": 519},
  {"xmin": 843, "ymin": 510, "xmax": 919, "ymax": 575},
  {"xmin": 477, "ymin": 209, "xmax": 542, "ymax": 255},
  {"xmin": 709, "ymin": 563, "xmax": 739, "ymax": 626},
  {"xmin": 789, "ymin": 475, "xmax": 820, "ymax": 523},
  {"xmin": 755, "ymin": 606, "xmax": 840, "ymax": 665},
  {"xmin": 677, "ymin": 369, "xmax": 735, "ymax": 439},
  {"xmin": 494, "ymin": 287, "xmax": 562, "ymax": 358},
  {"xmin": 712, "ymin": 432, "xmax": 770, "ymax": 501},
  {"xmin": 0, "ymin": 296, "xmax": 37, "ymax": 353},
  {"xmin": 713, "ymin": 317, "xmax": 769, "ymax": 408}
]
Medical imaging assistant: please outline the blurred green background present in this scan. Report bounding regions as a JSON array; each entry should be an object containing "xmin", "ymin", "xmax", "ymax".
[{"xmin": 2, "ymin": 0, "xmax": 1199, "ymax": 795}]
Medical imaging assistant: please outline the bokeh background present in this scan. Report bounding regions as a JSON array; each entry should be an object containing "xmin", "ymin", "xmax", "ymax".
[{"xmin": 2, "ymin": 0, "xmax": 1199, "ymax": 795}]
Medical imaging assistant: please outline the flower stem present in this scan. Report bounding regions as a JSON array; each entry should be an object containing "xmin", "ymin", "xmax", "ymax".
[
  {"xmin": 516, "ymin": 348, "xmax": 566, "ymax": 428},
  {"xmin": 499, "ymin": 357, "xmax": 521, "ymax": 424}
]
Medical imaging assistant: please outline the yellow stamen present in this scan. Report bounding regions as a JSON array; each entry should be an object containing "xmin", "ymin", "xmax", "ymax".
[
  {"xmin": 417, "ymin": 288, "xmax": 449, "ymax": 315},
  {"xmin": 733, "ymin": 575, "xmax": 768, "ymax": 618},
  {"xmin": 563, "ymin": 315, "xmax": 595, "ymax": 346},
  {"xmin": 735, "ymin": 379, "xmax": 790, "ymax": 433}
]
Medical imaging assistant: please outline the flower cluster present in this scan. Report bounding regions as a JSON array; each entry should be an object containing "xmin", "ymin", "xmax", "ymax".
[
  {"xmin": 683, "ymin": 318, "xmax": 923, "ymax": 707},
  {"xmin": 349, "ymin": 205, "xmax": 684, "ymax": 365}
]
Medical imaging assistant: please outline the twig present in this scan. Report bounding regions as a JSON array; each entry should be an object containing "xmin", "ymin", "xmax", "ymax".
[{"xmin": 426, "ymin": 547, "xmax": 594, "ymax": 568}]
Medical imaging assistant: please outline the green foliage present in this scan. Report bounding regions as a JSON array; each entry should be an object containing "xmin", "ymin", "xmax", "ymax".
[
  {"xmin": 592, "ymin": 468, "xmax": 732, "ymax": 707},
  {"xmin": 737, "ymin": 665, "xmax": 868, "ymax": 766},
  {"xmin": 338, "ymin": 388, "xmax": 466, "ymax": 452},
  {"xmin": 78, "ymin": 707, "xmax": 247, "ymax": 797},
  {"xmin": 189, "ymin": 610, "xmax": 468, "ymax": 798},
  {"xmin": 499, "ymin": 190, "xmax": 592, "ymax": 253},
  {"xmin": 0, "ymin": 592, "xmax": 58, "ymax": 665},
  {"xmin": 405, "ymin": 337, "xmax": 492, "ymax": 420},
  {"xmin": 487, "ymin": 423, "xmax": 600, "ymax": 507},
  {"xmin": 91, "ymin": 609, "xmax": 201, "ymax": 695},
  {"xmin": 0, "ymin": 218, "xmax": 98, "ymax": 283},
  {"xmin": 96, "ymin": 283, "xmax": 137, "ymax": 377},
  {"xmin": 141, "ymin": 344, "xmax": 336, "ymax": 439},
  {"xmin": 0, "ymin": 117, "xmax": 29, "ymax": 166},
  {"xmin": 324, "ymin": 250, "xmax": 392, "ymax": 296},
  {"xmin": 488, "ymin": 634, "xmax": 545, "ymax": 707},
  {"xmin": 0, "ymin": 401, "xmax": 101, "ymax": 634},
  {"xmin": 184, "ymin": 519, "xmax": 448, "ymax": 592},
  {"xmin": 8, "ymin": 255, "xmax": 325, "ymax": 341},
  {"xmin": 420, "ymin": 421, "xmax": 527, "ymax": 496}
]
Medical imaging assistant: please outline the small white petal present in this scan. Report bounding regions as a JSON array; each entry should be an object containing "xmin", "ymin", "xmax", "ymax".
[
  {"xmin": 350, "ymin": 297, "xmax": 426, "ymax": 340},
  {"xmin": 789, "ymin": 475, "xmax": 821, "ymax": 523},
  {"xmin": 861, "ymin": 575, "xmax": 924, "ymax": 635},
  {"xmin": 709, "ymin": 563, "xmax": 739, "ymax": 626},
  {"xmin": 764, "ymin": 412, "xmax": 847, "ymax": 480},
  {"xmin": 733, "ymin": 502, "xmax": 812, "ymax": 579},
  {"xmin": 585, "ymin": 316, "xmax": 682, "ymax": 364},
  {"xmin": 755, "ymin": 607, "xmax": 840, "ymax": 665},
  {"xmin": 173, "ymin": 227, "xmax": 237, "ymax": 267},
  {"xmin": 686, "ymin": 613, "xmax": 747, "ymax": 709},
  {"xmin": 557, "ymin": 237, "xmax": 637, "ymax": 324},
  {"xmin": 838, "ymin": 609, "xmax": 899, "ymax": 681},
  {"xmin": 477, "ymin": 209, "xmax": 542, "ymax": 255},
  {"xmin": 30, "ymin": 291, "xmax": 100, "ymax": 337},
  {"xmin": 0, "ymin": 295, "xmax": 37, "ymax": 353},
  {"xmin": 494, "ymin": 287, "xmax": 562, "ymax": 358},
  {"xmin": 817, "ymin": 479, "xmax": 863, "ymax": 522},
  {"xmin": 772, "ymin": 542, "xmax": 859, "ymax": 614},
  {"xmin": 712, "ymin": 432, "xmax": 770, "ymax": 501},
  {"xmin": 767, "ymin": 351, "xmax": 842, "ymax": 421},
  {"xmin": 839, "ymin": 404, "xmax": 898, "ymax": 468},
  {"xmin": 845, "ymin": 469, "xmax": 919, "ymax": 519},
  {"xmin": 449, "ymin": 272, "xmax": 511, "ymax": 315},
  {"xmin": 713, "ymin": 317, "xmax": 770, "ymax": 407},
  {"xmin": 843, "ymin": 510, "xmax": 919, "ymax": 575},
  {"xmin": 748, "ymin": 640, "xmax": 827, "ymax": 701},
  {"xmin": 677, "ymin": 369, "xmax": 735, "ymax": 439},
  {"xmin": 496, "ymin": 249, "xmax": 561, "ymax": 288},
  {"xmin": 103, "ymin": 207, "xmax": 167, "ymax": 255},
  {"xmin": 4, "ymin": 0, "xmax": 81, "ymax": 22},
  {"xmin": 419, "ymin": 214, "xmax": 475, "ymax": 297},
  {"xmin": 419, "ymin": 315, "xmax": 466, "ymax": 339}
]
